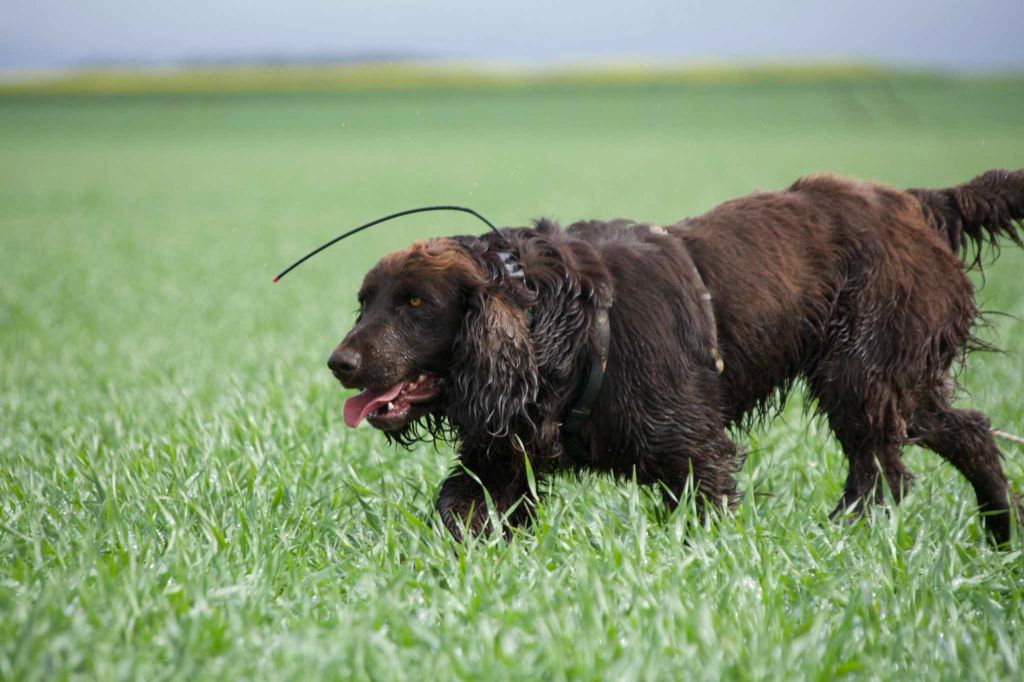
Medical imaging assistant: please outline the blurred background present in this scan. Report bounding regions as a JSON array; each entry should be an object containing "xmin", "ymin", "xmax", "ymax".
[
  {"xmin": 4, "ymin": 0, "xmax": 1024, "ymax": 70},
  {"xmin": 3, "ymin": 0, "xmax": 1022, "ymax": 349}
]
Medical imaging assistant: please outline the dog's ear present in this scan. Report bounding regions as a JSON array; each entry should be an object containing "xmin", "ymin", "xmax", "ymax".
[{"xmin": 448, "ymin": 288, "xmax": 538, "ymax": 439}]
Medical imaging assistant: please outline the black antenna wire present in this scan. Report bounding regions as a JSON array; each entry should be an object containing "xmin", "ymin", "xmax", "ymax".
[{"xmin": 273, "ymin": 205, "xmax": 502, "ymax": 282}]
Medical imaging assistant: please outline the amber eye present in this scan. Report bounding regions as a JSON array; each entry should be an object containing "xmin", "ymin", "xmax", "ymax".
[{"xmin": 408, "ymin": 296, "xmax": 423, "ymax": 308}]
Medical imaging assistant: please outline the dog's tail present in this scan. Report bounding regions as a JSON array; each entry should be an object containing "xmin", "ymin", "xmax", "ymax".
[{"xmin": 909, "ymin": 168, "xmax": 1024, "ymax": 269}]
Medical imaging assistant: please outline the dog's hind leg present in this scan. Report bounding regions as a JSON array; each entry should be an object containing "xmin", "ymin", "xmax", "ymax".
[
  {"xmin": 807, "ymin": 372, "xmax": 915, "ymax": 518},
  {"xmin": 909, "ymin": 391, "xmax": 1018, "ymax": 544}
]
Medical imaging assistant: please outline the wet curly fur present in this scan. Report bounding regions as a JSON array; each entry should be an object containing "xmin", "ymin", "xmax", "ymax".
[{"xmin": 331, "ymin": 169, "xmax": 1024, "ymax": 544}]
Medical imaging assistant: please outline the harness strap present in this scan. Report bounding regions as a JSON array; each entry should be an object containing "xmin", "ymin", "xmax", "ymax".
[
  {"xmin": 688, "ymin": 260, "xmax": 725, "ymax": 375},
  {"xmin": 558, "ymin": 224, "xmax": 724, "ymax": 462}
]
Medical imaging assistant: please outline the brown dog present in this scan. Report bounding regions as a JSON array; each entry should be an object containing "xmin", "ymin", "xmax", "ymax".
[{"xmin": 328, "ymin": 170, "xmax": 1024, "ymax": 543}]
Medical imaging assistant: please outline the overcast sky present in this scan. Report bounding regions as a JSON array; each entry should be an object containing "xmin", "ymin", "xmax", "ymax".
[{"xmin": 3, "ymin": 0, "xmax": 1024, "ymax": 70}]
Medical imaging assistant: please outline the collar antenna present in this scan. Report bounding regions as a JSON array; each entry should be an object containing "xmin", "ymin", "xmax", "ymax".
[{"xmin": 273, "ymin": 205, "xmax": 502, "ymax": 282}]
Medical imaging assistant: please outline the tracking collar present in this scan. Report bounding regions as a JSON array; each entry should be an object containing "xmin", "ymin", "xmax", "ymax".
[
  {"xmin": 495, "ymin": 246, "xmax": 610, "ymax": 461},
  {"xmin": 561, "ymin": 307, "xmax": 611, "ymax": 461}
]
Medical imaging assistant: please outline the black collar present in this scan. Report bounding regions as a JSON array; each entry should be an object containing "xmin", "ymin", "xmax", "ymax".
[
  {"xmin": 496, "ymin": 246, "xmax": 611, "ymax": 461},
  {"xmin": 561, "ymin": 306, "xmax": 611, "ymax": 460},
  {"xmin": 494, "ymin": 228, "xmax": 724, "ymax": 463}
]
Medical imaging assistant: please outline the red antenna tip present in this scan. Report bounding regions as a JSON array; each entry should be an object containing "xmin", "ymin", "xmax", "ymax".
[{"xmin": 272, "ymin": 275, "xmax": 280, "ymax": 283}]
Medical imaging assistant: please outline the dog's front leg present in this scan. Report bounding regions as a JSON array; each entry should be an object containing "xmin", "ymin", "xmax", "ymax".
[{"xmin": 435, "ymin": 455, "xmax": 537, "ymax": 542}]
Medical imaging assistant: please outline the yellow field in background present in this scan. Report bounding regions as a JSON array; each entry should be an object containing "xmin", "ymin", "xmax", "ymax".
[{"xmin": 0, "ymin": 61, "xmax": 968, "ymax": 96}]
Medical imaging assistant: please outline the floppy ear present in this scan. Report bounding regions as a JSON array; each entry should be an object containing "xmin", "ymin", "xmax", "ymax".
[{"xmin": 448, "ymin": 289, "xmax": 538, "ymax": 439}]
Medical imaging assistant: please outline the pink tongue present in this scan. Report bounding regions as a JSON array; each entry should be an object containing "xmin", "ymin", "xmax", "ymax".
[{"xmin": 343, "ymin": 382, "xmax": 406, "ymax": 428}]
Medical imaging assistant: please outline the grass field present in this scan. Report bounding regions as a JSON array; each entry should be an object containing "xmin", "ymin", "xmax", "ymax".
[{"xmin": 2, "ymin": 69, "xmax": 1024, "ymax": 680}]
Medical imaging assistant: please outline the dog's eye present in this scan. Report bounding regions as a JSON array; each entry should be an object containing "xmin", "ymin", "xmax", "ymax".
[{"xmin": 408, "ymin": 296, "xmax": 423, "ymax": 308}]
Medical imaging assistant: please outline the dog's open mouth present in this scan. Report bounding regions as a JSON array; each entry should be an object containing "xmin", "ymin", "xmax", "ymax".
[{"xmin": 343, "ymin": 374, "xmax": 441, "ymax": 430}]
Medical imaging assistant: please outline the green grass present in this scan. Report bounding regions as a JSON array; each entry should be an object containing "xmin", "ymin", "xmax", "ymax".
[{"xmin": 2, "ymin": 71, "xmax": 1024, "ymax": 680}]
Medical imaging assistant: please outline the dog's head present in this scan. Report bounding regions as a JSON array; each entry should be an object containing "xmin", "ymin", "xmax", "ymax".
[{"xmin": 328, "ymin": 238, "xmax": 537, "ymax": 441}]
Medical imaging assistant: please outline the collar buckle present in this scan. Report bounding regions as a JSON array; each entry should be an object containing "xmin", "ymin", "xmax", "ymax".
[{"xmin": 496, "ymin": 250, "xmax": 526, "ymax": 281}]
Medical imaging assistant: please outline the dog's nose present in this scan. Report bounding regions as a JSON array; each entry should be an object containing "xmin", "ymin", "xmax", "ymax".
[{"xmin": 327, "ymin": 348, "xmax": 360, "ymax": 377}]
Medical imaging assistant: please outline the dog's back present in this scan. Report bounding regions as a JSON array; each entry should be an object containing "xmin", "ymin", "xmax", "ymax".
[
  {"xmin": 673, "ymin": 169, "xmax": 1023, "ymax": 541},
  {"xmin": 677, "ymin": 175, "xmax": 970, "ymax": 420}
]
